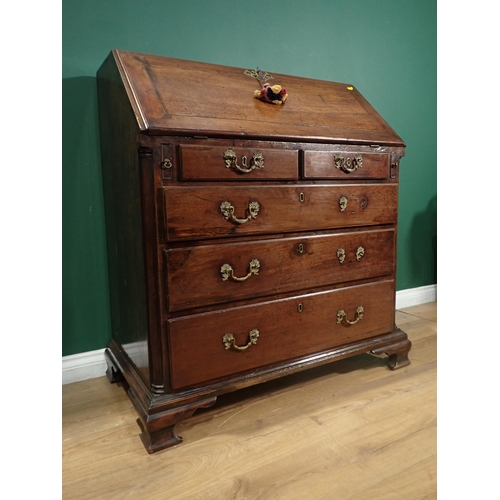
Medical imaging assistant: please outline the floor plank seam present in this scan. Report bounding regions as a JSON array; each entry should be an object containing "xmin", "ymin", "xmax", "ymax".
[{"xmin": 396, "ymin": 310, "xmax": 437, "ymax": 323}]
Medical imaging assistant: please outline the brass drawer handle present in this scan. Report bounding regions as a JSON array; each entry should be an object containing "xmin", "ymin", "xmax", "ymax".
[
  {"xmin": 223, "ymin": 329, "xmax": 260, "ymax": 351},
  {"xmin": 339, "ymin": 196, "xmax": 348, "ymax": 212},
  {"xmin": 334, "ymin": 154, "xmax": 363, "ymax": 173},
  {"xmin": 337, "ymin": 246, "xmax": 365, "ymax": 264},
  {"xmin": 221, "ymin": 259, "xmax": 260, "ymax": 281},
  {"xmin": 336, "ymin": 306, "xmax": 364, "ymax": 325},
  {"xmin": 220, "ymin": 201, "xmax": 260, "ymax": 224},
  {"xmin": 223, "ymin": 149, "xmax": 265, "ymax": 174}
]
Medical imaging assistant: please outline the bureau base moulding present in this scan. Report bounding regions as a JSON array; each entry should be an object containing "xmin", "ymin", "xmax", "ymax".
[{"xmin": 105, "ymin": 329, "xmax": 411, "ymax": 454}]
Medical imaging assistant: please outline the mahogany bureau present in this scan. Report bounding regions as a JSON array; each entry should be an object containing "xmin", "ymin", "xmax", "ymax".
[{"xmin": 96, "ymin": 50, "xmax": 411, "ymax": 453}]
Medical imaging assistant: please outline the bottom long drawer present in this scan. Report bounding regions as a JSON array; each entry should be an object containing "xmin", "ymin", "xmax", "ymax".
[{"xmin": 168, "ymin": 280, "xmax": 395, "ymax": 389}]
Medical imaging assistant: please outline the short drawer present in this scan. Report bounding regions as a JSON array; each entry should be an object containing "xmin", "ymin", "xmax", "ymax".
[
  {"xmin": 303, "ymin": 151, "xmax": 390, "ymax": 179},
  {"xmin": 163, "ymin": 184, "xmax": 398, "ymax": 241},
  {"xmin": 179, "ymin": 145, "xmax": 299, "ymax": 180},
  {"xmin": 168, "ymin": 280, "xmax": 396, "ymax": 389},
  {"xmin": 166, "ymin": 228, "xmax": 395, "ymax": 311}
]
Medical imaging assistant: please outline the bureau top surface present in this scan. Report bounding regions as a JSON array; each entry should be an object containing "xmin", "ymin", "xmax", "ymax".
[{"xmin": 101, "ymin": 50, "xmax": 404, "ymax": 146}]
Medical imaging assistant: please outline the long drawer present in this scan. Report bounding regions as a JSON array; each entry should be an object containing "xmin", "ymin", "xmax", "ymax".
[
  {"xmin": 168, "ymin": 280, "xmax": 396, "ymax": 389},
  {"xmin": 163, "ymin": 184, "xmax": 398, "ymax": 241},
  {"xmin": 166, "ymin": 228, "xmax": 395, "ymax": 311}
]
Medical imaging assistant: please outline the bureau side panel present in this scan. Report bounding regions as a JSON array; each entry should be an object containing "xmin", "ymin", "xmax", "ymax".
[{"xmin": 97, "ymin": 54, "xmax": 150, "ymax": 386}]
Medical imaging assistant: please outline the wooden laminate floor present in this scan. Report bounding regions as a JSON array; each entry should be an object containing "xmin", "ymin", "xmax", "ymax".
[{"xmin": 62, "ymin": 302, "xmax": 437, "ymax": 500}]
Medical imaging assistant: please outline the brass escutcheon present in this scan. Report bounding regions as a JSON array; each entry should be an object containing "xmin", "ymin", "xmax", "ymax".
[
  {"xmin": 223, "ymin": 149, "xmax": 265, "ymax": 174},
  {"xmin": 220, "ymin": 201, "xmax": 260, "ymax": 224},
  {"xmin": 356, "ymin": 246, "xmax": 365, "ymax": 261},
  {"xmin": 337, "ymin": 248, "xmax": 346, "ymax": 264},
  {"xmin": 336, "ymin": 306, "xmax": 364, "ymax": 325},
  {"xmin": 339, "ymin": 196, "xmax": 348, "ymax": 212},
  {"xmin": 298, "ymin": 243, "xmax": 304, "ymax": 254},
  {"xmin": 223, "ymin": 329, "xmax": 260, "ymax": 351},
  {"xmin": 221, "ymin": 259, "xmax": 260, "ymax": 282}
]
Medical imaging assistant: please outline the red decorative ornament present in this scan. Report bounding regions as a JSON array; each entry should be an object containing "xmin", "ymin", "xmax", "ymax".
[{"xmin": 244, "ymin": 67, "xmax": 288, "ymax": 105}]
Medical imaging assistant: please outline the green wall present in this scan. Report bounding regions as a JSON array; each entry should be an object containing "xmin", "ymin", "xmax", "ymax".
[{"xmin": 62, "ymin": 0, "xmax": 436, "ymax": 356}]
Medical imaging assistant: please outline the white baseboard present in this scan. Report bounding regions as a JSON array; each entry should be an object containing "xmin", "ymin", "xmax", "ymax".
[
  {"xmin": 395, "ymin": 284, "xmax": 437, "ymax": 310},
  {"xmin": 62, "ymin": 348, "xmax": 106, "ymax": 385},
  {"xmin": 62, "ymin": 284, "xmax": 436, "ymax": 385}
]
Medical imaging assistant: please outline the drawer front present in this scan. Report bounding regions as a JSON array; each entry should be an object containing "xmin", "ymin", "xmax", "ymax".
[
  {"xmin": 179, "ymin": 145, "xmax": 299, "ymax": 181},
  {"xmin": 164, "ymin": 184, "xmax": 398, "ymax": 241},
  {"xmin": 168, "ymin": 280, "xmax": 396, "ymax": 389},
  {"xmin": 303, "ymin": 151, "xmax": 390, "ymax": 179},
  {"xmin": 166, "ymin": 228, "xmax": 395, "ymax": 311}
]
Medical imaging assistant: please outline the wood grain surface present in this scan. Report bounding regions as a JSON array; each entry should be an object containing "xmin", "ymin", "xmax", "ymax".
[
  {"xmin": 112, "ymin": 50, "xmax": 405, "ymax": 145},
  {"xmin": 166, "ymin": 228, "xmax": 395, "ymax": 311},
  {"xmin": 163, "ymin": 184, "xmax": 398, "ymax": 241}
]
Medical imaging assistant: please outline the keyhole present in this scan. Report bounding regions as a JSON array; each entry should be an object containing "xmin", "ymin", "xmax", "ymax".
[
  {"xmin": 299, "ymin": 192, "xmax": 305, "ymax": 203},
  {"xmin": 298, "ymin": 243, "xmax": 304, "ymax": 254},
  {"xmin": 298, "ymin": 303, "xmax": 303, "ymax": 313},
  {"xmin": 241, "ymin": 156, "xmax": 248, "ymax": 168}
]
